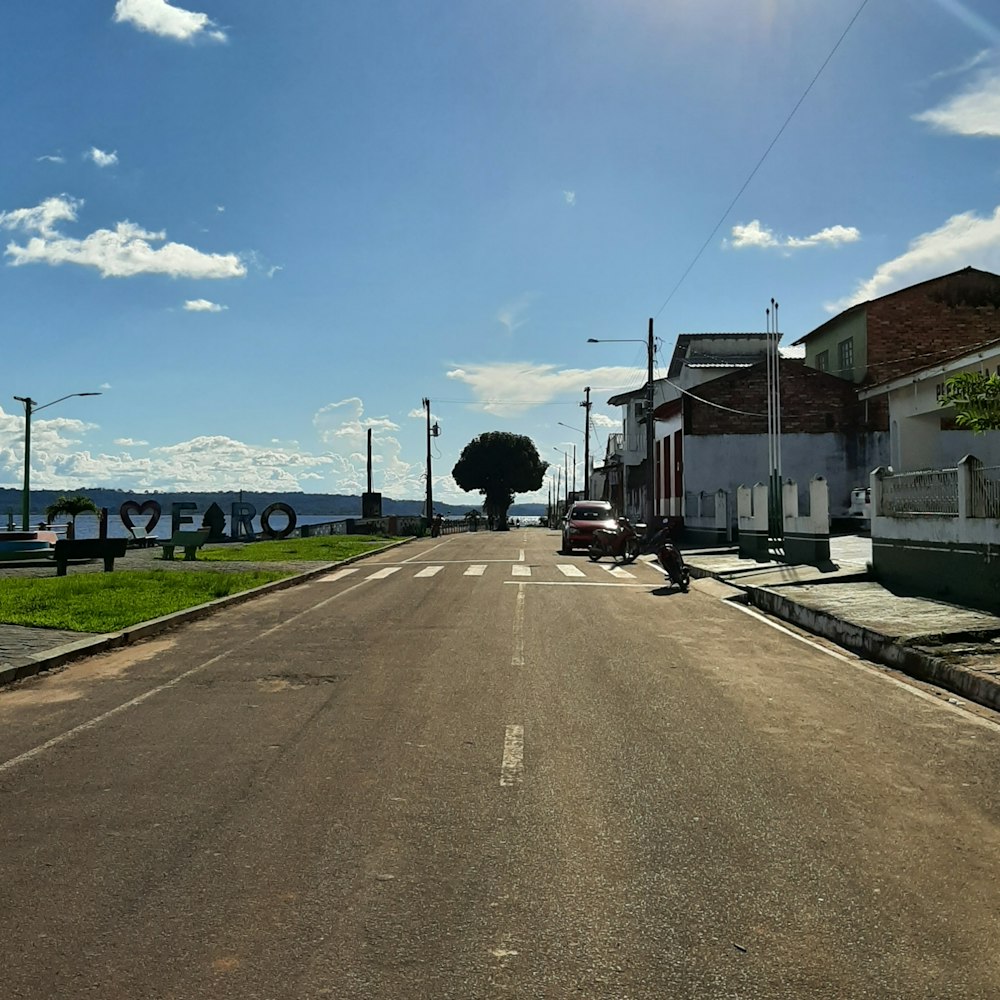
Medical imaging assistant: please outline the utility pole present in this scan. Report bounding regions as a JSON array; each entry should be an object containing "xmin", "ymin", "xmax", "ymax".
[
  {"xmin": 422, "ymin": 398, "xmax": 440, "ymax": 523},
  {"xmin": 646, "ymin": 317, "xmax": 655, "ymax": 530},
  {"xmin": 580, "ymin": 386, "xmax": 591, "ymax": 499}
]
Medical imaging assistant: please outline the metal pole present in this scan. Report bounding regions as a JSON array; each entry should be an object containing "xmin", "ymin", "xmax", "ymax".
[
  {"xmin": 581, "ymin": 386, "xmax": 591, "ymax": 500},
  {"xmin": 423, "ymin": 397, "xmax": 433, "ymax": 523},
  {"xmin": 646, "ymin": 317, "xmax": 655, "ymax": 529},
  {"xmin": 17, "ymin": 397, "xmax": 33, "ymax": 530},
  {"xmin": 367, "ymin": 427, "xmax": 373, "ymax": 494},
  {"xmin": 572, "ymin": 444, "xmax": 577, "ymax": 497}
]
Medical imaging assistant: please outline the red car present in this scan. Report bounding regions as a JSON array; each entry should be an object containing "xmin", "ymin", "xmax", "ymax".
[{"xmin": 560, "ymin": 500, "xmax": 617, "ymax": 553}]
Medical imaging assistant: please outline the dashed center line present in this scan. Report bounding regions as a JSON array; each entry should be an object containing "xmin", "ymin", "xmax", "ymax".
[{"xmin": 500, "ymin": 724, "xmax": 524, "ymax": 786}]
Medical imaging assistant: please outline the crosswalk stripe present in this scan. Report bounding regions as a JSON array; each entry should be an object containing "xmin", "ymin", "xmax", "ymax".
[
  {"xmin": 557, "ymin": 564, "xmax": 585, "ymax": 577},
  {"xmin": 464, "ymin": 564, "xmax": 487, "ymax": 576},
  {"xmin": 415, "ymin": 565, "xmax": 444, "ymax": 578},
  {"xmin": 316, "ymin": 567, "xmax": 361, "ymax": 582},
  {"xmin": 368, "ymin": 567, "xmax": 402, "ymax": 579},
  {"xmin": 603, "ymin": 564, "xmax": 635, "ymax": 579},
  {"xmin": 511, "ymin": 565, "xmax": 532, "ymax": 577}
]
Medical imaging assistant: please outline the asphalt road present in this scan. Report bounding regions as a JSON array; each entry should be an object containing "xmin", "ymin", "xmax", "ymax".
[{"xmin": 1, "ymin": 529, "xmax": 998, "ymax": 999}]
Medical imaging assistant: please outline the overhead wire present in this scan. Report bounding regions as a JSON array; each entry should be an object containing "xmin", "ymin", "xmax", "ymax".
[{"xmin": 651, "ymin": 0, "xmax": 873, "ymax": 322}]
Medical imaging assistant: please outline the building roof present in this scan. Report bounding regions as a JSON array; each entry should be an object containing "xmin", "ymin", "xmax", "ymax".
[
  {"xmin": 667, "ymin": 332, "xmax": 770, "ymax": 378},
  {"xmin": 791, "ymin": 266, "xmax": 1000, "ymax": 346}
]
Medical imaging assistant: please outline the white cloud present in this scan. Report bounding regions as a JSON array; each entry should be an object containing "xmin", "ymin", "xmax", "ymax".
[
  {"xmin": 563, "ymin": 190, "xmax": 576, "ymax": 206},
  {"xmin": 1, "ymin": 195, "xmax": 246, "ymax": 279},
  {"xmin": 497, "ymin": 292, "xmax": 537, "ymax": 334},
  {"xmin": 591, "ymin": 412, "xmax": 620, "ymax": 429},
  {"xmin": 88, "ymin": 147, "xmax": 119, "ymax": 168},
  {"xmin": 36, "ymin": 154, "xmax": 65, "ymax": 164},
  {"xmin": 446, "ymin": 362, "xmax": 645, "ymax": 417},
  {"xmin": 113, "ymin": 0, "xmax": 227, "ymax": 43},
  {"xmin": 312, "ymin": 398, "xmax": 423, "ymax": 496},
  {"xmin": 183, "ymin": 298, "xmax": 227, "ymax": 312},
  {"xmin": 825, "ymin": 205, "xmax": 1000, "ymax": 312},
  {"xmin": 114, "ymin": 438, "xmax": 149, "ymax": 447},
  {"xmin": 914, "ymin": 70, "xmax": 1000, "ymax": 136},
  {"xmin": 0, "ymin": 195, "xmax": 79, "ymax": 237},
  {"xmin": 728, "ymin": 219, "xmax": 861, "ymax": 250}
]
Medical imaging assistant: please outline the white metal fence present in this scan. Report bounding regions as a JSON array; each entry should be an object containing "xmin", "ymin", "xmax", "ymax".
[{"xmin": 878, "ymin": 468, "xmax": 959, "ymax": 516}]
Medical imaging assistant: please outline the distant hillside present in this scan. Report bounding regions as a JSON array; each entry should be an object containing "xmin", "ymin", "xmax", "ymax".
[{"xmin": 0, "ymin": 488, "xmax": 545, "ymax": 520}]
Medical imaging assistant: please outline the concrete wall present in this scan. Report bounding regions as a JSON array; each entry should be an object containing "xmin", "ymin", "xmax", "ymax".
[{"xmin": 685, "ymin": 431, "xmax": 888, "ymax": 518}]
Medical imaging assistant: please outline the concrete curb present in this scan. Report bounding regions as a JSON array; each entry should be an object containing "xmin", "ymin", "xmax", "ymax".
[
  {"xmin": 743, "ymin": 585, "xmax": 1000, "ymax": 712},
  {"xmin": 0, "ymin": 536, "xmax": 415, "ymax": 689}
]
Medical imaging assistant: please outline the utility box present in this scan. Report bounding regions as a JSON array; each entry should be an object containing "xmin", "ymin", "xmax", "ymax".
[{"xmin": 362, "ymin": 492, "xmax": 382, "ymax": 518}]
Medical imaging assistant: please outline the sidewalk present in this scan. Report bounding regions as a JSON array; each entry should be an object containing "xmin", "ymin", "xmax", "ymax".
[{"xmin": 685, "ymin": 534, "xmax": 1000, "ymax": 712}]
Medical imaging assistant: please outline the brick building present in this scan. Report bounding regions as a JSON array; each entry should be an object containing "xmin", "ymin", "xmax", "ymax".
[
  {"xmin": 680, "ymin": 359, "xmax": 888, "ymax": 518},
  {"xmin": 792, "ymin": 266, "xmax": 1000, "ymax": 430}
]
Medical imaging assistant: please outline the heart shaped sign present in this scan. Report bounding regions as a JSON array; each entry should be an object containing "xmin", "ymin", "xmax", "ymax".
[{"xmin": 119, "ymin": 500, "xmax": 162, "ymax": 534}]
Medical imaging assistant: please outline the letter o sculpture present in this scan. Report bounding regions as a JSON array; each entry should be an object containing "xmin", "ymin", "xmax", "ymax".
[{"xmin": 260, "ymin": 502, "xmax": 297, "ymax": 540}]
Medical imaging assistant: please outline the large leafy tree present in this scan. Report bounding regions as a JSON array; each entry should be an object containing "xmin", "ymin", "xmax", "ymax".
[
  {"xmin": 939, "ymin": 372, "xmax": 1000, "ymax": 432},
  {"xmin": 452, "ymin": 432, "xmax": 548, "ymax": 530}
]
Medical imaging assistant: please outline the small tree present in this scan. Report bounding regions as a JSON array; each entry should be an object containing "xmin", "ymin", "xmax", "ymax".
[
  {"xmin": 45, "ymin": 494, "xmax": 100, "ymax": 536},
  {"xmin": 938, "ymin": 372, "xmax": 1000, "ymax": 433},
  {"xmin": 452, "ymin": 432, "xmax": 548, "ymax": 531}
]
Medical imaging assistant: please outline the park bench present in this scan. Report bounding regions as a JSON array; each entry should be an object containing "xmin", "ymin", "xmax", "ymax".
[
  {"xmin": 161, "ymin": 528, "xmax": 211, "ymax": 561},
  {"xmin": 127, "ymin": 525, "xmax": 158, "ymax": 548},
  {"xmin": 53, "ymin": 538, "xmax": 128, "ymax": 576}
]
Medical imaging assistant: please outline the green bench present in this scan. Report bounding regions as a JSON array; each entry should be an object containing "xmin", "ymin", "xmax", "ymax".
[
  {"xmin": 161, "ymin": 528, "xmax": 211, "ymax": 561},
  {"xmin": 53, "ymin": 538, "xmax": 128, "ymax": 576}
]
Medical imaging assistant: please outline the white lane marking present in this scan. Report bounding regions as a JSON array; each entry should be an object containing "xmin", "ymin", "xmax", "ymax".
[
  {"xmin": 511, "ymin": 565, "xmax": 531, "ymax": 578},
  {"xmin": 465, "ymin": 565, "xmax": 487, "ymax": 576},
  {"xmin": 519, "ymin": 549, "xmax": 525, "ymax": 562},
  {"xmin": 728, "ymin": 601, "xmax": 1000, "ymax": 735},
  {"xmin": 414, "ymin": 565, "xmax": 444, "ymax": 578},
  {"xmin": 0, "ymin": 573, "xmax": 381, "ymax": 776},
  {"xmin": 402, "ymin": 539, "xmax": 450, "ymax": 562},
  {"xmin": 557, "ymin": 564, "xmax": 585, "ymax": 578},
  {"xmin": 367, "ymin": 567, "xmax": 401, "ymax": 579},
  {"xmin": 602, "ymin": 564, "xmax": 635, "ymax": 579},
  {"xmin": 504, "ymin": 581, "xmax": 653, "ymax": 588},
  {"xmin": 511, "ymin": 583, "xmax": 525, "ymax": 667},
  {"xmin": 316, "ymin": 567, "xmax": 360, "ymax": 582},
  {"xmin": 500, "ymin": 724, "xmax": 524, "ymax": 786}
]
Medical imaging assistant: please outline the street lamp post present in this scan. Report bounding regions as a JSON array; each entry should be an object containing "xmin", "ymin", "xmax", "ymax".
[
  {"xmin": 13, "ymin": 392, "xmax": 102, "ymax": 531},
  {"xmin": 587, "ymin": 318, "xmax": 656, "ymax": 530}
]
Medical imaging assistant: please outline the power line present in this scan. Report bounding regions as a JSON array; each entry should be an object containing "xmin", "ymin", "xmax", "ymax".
[{"xmin": 652, "ymin": 0, "xmax": 872, "ymax": 320}]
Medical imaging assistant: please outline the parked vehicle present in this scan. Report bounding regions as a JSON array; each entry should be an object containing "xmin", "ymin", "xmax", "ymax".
[
  {"xmin": 588, "ymin": 516, "xmax": 641, "ymax": 564},
  {"xmin": 561, "ymin": 500, "xmax": 617, "ymax": 553},
  {"xmin": 647, "ymin": 523, "xmax": 690, "ymax": 592}
]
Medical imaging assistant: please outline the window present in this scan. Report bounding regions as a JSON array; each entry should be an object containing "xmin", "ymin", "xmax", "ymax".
[
  {"xmin": 838, "ymin": 337, "xmax": 854, "ymax": 376},
  {"xmin": 816, "ymin": 350, "xmax": 829, "ymax": 372}
]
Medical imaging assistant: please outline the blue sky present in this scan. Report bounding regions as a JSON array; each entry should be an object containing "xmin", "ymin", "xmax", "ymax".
[{"xmin": 2, "ymin": 0, "xmax": 1000, "ymax": 506}]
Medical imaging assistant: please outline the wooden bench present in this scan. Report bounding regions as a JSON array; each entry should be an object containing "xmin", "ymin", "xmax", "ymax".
[
  {"xmin": 127, "ymin": 526, "xmax": 158, "ymax": 548},
  {"xmin": 53, "ymin": 538, "xmax": 129, "ymax": 576},
  {"xmin": 161, "ymin": 528, "xmax": 211, "ymax": 561}
]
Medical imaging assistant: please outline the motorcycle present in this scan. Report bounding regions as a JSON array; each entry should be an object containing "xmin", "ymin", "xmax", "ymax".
[
  {"xmin": 646, "ymin": 524, "xmax": 690, "ymax": 592},
  {"xmin": 588, "ymin": 517, "xmax": 642, "ymax": 564}
]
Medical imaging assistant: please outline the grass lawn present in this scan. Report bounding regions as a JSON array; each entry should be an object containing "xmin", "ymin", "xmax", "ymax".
[
  {"xmin": 198, "ymin": 534, "xmax": 403, "ymax": 563},
  {"xmin": 0, "ymin": 569, "xmax": 291, "ymax": 633}
]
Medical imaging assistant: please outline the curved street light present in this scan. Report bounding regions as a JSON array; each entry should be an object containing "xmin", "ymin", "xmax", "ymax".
[
  {"xmin": 13, "ymin": 392, "xmax": 102, "ymax": 530},
  {"xmin": 588, "ymin": 319, "xmax": 655, "ymax": 528}
]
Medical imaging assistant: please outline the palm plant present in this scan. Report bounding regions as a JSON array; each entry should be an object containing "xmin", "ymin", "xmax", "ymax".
[{"xmin": 44, "ymin": 494, "xmax": 100, "ymax": 534}]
